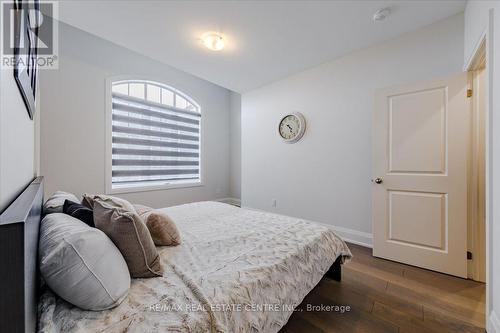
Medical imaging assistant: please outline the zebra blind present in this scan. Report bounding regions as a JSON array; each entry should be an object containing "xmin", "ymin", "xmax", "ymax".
[{"xmin": 111, "ymin": 81, "xmax": 201, "ymax": 189}]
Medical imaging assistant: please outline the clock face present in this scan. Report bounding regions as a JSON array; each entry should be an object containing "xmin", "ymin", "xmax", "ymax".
[{"xmin": 278, "ymin": 113, "xmax": 306, "ymax": 143}]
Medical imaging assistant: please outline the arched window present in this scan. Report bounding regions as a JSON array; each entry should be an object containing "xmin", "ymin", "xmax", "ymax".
[{"xmin": 108, "ymin": 80, "xmax": 201, "ymax": 192}]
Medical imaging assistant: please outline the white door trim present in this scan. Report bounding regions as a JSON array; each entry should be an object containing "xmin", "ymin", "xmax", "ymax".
[{"xmin": 464, "ymin": 8, "xmax": 493, "ymax": 333}]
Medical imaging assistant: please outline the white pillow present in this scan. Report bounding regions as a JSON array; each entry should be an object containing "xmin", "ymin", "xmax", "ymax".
[
  {"xmin": 39, "ymin": 213, "xmax": 130, "ymax": 310},
  {"xmin": 43, "ymin": 191, "xmax": 80, "ymax": 214}
]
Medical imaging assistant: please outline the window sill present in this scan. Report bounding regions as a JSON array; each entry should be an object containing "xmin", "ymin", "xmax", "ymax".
[{"xmin": 106, "ymin": 181, "xmax": 203, "ymax": 195}]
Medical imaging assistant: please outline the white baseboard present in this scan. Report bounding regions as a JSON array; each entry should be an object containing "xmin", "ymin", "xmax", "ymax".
[
  {"xmin": 327, "ymin": 225, "xmax": 373, "ymax": 248},
  {"xmin": 217, "ymin": 197, "xmax": 241, "ymax": 207},
  {"xmin": 490, "ymin": 311, "xmax": 500, "ymax": 333}
]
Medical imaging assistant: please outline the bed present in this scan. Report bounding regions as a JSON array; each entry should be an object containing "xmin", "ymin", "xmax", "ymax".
[{"xmin": 1, "ymin": 178, "xmax": 352, "ymax": 333}]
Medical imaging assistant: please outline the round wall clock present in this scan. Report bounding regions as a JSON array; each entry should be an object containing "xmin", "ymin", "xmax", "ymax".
[{"xmin": 278, "ymin": 112, "xmax": 306, "ymax": 143}]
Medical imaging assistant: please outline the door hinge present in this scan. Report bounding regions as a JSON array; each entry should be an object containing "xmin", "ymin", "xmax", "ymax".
[
  {"xmin": 467, "ymin": 251, "xmax": 473, "ymax": 260},
  {"xmin": 467, "ymin": 89, "xmax": 473, "ymax": 98}
]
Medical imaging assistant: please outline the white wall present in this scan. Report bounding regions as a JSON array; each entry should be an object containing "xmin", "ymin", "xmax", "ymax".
[
  {"xmin": 241, "ymin": 14, "xmax": 464, "ymax": 245},
  {"xmin": 0, "ymin": 69, "xmax": 35, "ymax": 212},
  {"xmin": 229, "ymin": 92, "xmax": 241, "ymax": 200},
  {"xmin": 39, "ymin": 22, "xmax": 232, "ymax": 208},
  {"xmin": 464, "ymin": 0, "xmax": 493, "ymax": 66},
  {"xmin": 464, "ymin": 1, "xmax": 500, "ymax": 332}
]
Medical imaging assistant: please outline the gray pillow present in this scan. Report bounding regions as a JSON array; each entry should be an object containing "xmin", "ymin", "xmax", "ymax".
[
  {"xmin": 39, "ymin": 213, "xmax": 130, "ymax": 310},
  {"xmin": 43, "ymin": 191, "xmax": 80, "ymax": 215}
]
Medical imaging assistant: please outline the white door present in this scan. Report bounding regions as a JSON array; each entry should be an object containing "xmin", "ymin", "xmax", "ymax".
[{"xmin": 373, "ymin": 73, "xmax": 469, "ymax": 278}]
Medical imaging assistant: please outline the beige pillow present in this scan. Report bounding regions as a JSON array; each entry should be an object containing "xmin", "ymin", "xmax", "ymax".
[
  {"xmin": 93, "ymin": 200, "xmax": 163, "ymax": 278},
  {"xmin": 82, "ymin": 193, "xmax": 135, "ymax": 212},
  {"xmin": 134, "ymin": 204, "xmax": 181, "ymax": 246}
]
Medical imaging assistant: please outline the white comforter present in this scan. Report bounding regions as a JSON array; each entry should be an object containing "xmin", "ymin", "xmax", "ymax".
[{"xmin": 38, "ymin": 201, "xmax": 351, "ymax": 333}]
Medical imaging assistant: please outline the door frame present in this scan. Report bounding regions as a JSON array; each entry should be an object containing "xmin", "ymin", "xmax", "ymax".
[
  {"xmin": 468, "ymin": 63, "xmax": 486, "ymax": 283},
  {"xmin": 463, "ymin": 9, "xmax": 493, "ymax": 332}
]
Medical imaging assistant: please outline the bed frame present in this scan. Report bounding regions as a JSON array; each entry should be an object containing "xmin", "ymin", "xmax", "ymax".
[
  {"xmin": 327, "ymin": 256, "xmax": 342, "ymax": 281},
  {"xmin": 0, "ymin": 177, "xmax": 43, "ymax": 333}
]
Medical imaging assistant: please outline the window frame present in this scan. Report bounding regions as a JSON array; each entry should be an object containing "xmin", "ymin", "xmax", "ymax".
[{"xmin": 105, "ymin": 76, "xmax": 204, "ymax": 194}]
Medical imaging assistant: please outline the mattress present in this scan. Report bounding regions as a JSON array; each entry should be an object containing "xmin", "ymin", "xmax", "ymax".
[{"xmin": 38, "ymin": 201, "xmax": 352, "ymax": 333}]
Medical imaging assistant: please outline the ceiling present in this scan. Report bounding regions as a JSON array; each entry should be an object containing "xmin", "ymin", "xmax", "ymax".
[{"xmin": 57, "ymin": 0, "xmax": 466, "ymax": 93}]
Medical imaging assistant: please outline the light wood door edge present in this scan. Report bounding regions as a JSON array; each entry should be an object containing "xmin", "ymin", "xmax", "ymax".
[{"xmin": 468, "ymin": 68, "xmax": 486, "ymax": 282}]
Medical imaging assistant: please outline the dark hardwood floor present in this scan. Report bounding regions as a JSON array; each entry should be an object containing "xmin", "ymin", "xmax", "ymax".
[{"xmin": 281, "ymin": 243, "xmax": 486, "ymax": 333}]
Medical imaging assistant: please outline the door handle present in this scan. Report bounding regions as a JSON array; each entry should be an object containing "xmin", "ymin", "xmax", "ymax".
[{"xmin": 374, "ymin": 177, "xmax": 383, "ymax": 184}]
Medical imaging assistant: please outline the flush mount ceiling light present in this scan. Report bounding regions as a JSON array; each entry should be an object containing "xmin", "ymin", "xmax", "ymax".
[
  {"xmin": 201, "ymin": 32, "xmax": 225, "ymax": 51},
  {"xmin": 373, "ymin": 7, "xmax": 391, "ymax": 22}
]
